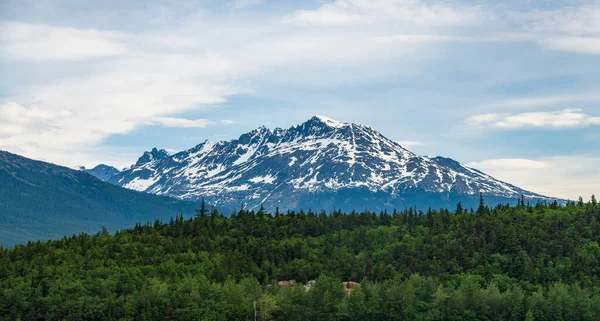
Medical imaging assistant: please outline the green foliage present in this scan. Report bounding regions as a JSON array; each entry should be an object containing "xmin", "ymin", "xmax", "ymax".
[{"xmin": 1, "ymin": 198, "xmax": 600, "ymax": 320}]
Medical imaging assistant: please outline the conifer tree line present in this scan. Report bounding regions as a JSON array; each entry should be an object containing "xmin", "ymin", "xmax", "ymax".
[{"xmin": 1, "ymin": 195, "xmax": 600, "ymax": 320}]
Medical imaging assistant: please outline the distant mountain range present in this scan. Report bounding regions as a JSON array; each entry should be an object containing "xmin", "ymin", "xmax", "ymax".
[
  {"xmin": 0, "ymin": 151, "xmax": 198, "ymax": 247},
  {"xmin": 81, "ymin": 164, "xmax": 121, "ymax": 181},
  {"xmin": 89, "ymin": 115, "xmax": 554, "ymax": 211},
  {"xmin": 79, "ymin": 148, "xmax": 170, "ymax": 181}
]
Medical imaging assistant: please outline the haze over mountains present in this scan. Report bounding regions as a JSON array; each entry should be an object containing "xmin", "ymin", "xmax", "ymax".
[
  {"xmin": 0, "ymin": 151, "xmax": 198, "ymax": 246},
  {"xmin": 95, "ymin": 116, "xmax": 553, "ymax": 211},
  {"xmin": 81, "ymin": 164, "xmax": 121, "ymax": 181}
]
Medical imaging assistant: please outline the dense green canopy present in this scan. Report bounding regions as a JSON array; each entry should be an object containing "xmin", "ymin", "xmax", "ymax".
[{"xmin": 1, "ymin": 196, "xmax": 599, "ymax": 320}]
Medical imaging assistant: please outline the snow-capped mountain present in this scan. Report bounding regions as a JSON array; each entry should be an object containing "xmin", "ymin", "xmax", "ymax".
[
  {"xmin": 134, "ymin": 148, "xmax": 170, "ymax": 167},
  {"xmin": 107, "ymin": 116, "xmax": 551, "ymax": 211},
  {"xmin": 80, "ymin": 164, "xmax": 121, "ymax": 181}
]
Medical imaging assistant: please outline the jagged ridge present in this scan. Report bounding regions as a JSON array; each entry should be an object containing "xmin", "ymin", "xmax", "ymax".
[{"xmin": 107, "ymin": 116, "xmax": 551, "ymax": 210}]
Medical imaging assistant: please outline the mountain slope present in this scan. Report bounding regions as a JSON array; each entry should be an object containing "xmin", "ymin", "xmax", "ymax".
[
  {"xmin": 108, "ymin": 116, "xmax": 552, "ymax": 211},
  {"xmin": 81, "ymin": 164, "xmax": 120, "ymax": 181},
  {"xmin": 0, "ymin": 151, "xmax": 198, "ymax": 247}
]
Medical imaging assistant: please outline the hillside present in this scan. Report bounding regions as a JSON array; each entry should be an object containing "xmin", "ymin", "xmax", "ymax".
[
  {"xmin": 106, "ymin": 116, "xmax": 555, "ymax": 212},
  {"xmin": 1, "ymin": 199, "xmax": 599, "ymax": 320},
  {"xmin": 0, "ymin": 151, "xmax": 199, "ymax": 246}
]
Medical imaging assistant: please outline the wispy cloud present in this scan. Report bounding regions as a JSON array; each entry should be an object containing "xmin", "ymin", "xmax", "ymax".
[
  {"xmin": 510, "ymin": 4, "xmax": 600, "ymax": 54},
  {"xmin": 0, "ymin": 50, "xmax": 239, "ymax": 163},
  {"xmin": 284, "ymin": 0, "xmax": 483, "ymax": 26},
  {"xmin": 1, "ymin": 0, "xmax": 600, "ymax": 179},
  {"xmin": 467, "ymin": 109, "xmax": 600, "ymax": 129},
  {"xmin": 373, "ymin": 32, "xmax": 535, "ymax": 44},
  {"xmin": 511, "ymin": 4, "xmax": 600, "ymax": 36},
  {"xmin": 148, "ymin": 117, "xmax": 216, "ymax": 128},
  {"xmin": 1, "ymin": 3, "xmax": 478, "ymax": 166},
  {"xmin": 231, "ymin": 0, "xmax": 265, "ymax": 9},
  {"xmin": 144, "ymin": 117, "xmax": 236, "ymax": 128},
  {"xmin": 467, "ymin": 156, "xmax": 600, "ymax": 200},
  {"xmin": 397, "ymin": 140, "xmax": 425, "ymax": 148},
  {"xmin": 0, "ymin": 102, "xmax": 72, "ymax": 137},
  {"xmin": 477, "ymin": 94, "xmax": 600, "ymax": 110},
  {"xmin": 0, "ymin": 21, "xmax": 128, "ymax": 61},
  {"xmin": 468, "ymin": 158, "xmax": 552, "ymax": 170},
  {"xmin": 539, "ymin": 36, "xmax": 600, "ymax": 55}
]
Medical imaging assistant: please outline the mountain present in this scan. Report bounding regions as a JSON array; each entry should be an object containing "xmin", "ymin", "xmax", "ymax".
[
  {"xmin": 107, "ymin": 115, "xmax": 553, "ymax": 211},
  {"xmin": 80, "ymin": 148, "xmax": 169, "ymax": 182},
  {"xmin": 0, "ymin": 151, "xmax": 199, "ymax": 247},
  {"xmin": 135, "ymin": 147, "xmax": 169, "ymax": 167},
  {"xmin": 81, "ymin": 164, "xmax": 120, "ymax": 181}
]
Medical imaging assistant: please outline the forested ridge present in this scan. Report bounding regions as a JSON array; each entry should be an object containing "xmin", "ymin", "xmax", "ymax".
[
  {"xmin": 0, "ymin": 151, "xmax": 198, "ymax": 247},
  {"xmin": 2, "ymin": 196, "xmax": 600, "ymax": 320}
]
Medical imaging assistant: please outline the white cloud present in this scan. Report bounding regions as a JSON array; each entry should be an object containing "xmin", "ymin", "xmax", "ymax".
[
  {"xmin": 284, "ymin": 0, "xmax": 483, "ymax": 26},
  {"xmin": 0, "ymin": 21, "xmax": 128, "ymax": 61},
  {"xmin": 286, "ymin": 9, "xmax": 367, "ymax": 25},
  {"xmin": 373, "ymin": 32, "xmax": 535, "ymax": 44},
  {"xmin": 539, "ymin": 36, "xmax": 600, "ymax": 54},
  {"xmin": 285, "ymin": 1, "xmax": 600, "ymax": 56},
  {"xmin": 468, "ymin": 158, "xmax": 552, "ymax": 170},
  {"xmin": 146, "ymin": 117, "xmax": 234, "ymax": 128},
  {"xmin": 510, "ymin": 4, "xmax": 600, "ymax": 54},
  {"xmin": 2, "ymin": 0, "xmax": 600, "ymax": 170},
  {"xmin": 0, "ymin": 102, "xmax": 73, "ymax": 137},
  {"xmin": 2, "ymin": 5, "xmax": 481, "ymax": 168},
  {"xmin": 467, "ymin": 109, "xmax": 600, "ymax": 129},
  {"xmin": 467, "ymin": 156, "xmax": 600, "ymax": 200},
  {"xmin": 478, "ymin": 94, "xmax": 600, "ymax": 110},
  {"xmin": 232, "ymin": 0, "xmax": 265, "ymax": 9},
  {"xmin": 512, "ymin": 4, "xmax": 600, "ymax": 36},
  {"xmin": 467, "ymin": 113, "xmax": 501, "ymax": 124},
  {"xmin": 373, "ymin": 34, "xmax": 471, "ymax": 43},
  {"xmin": 148, "ymin": 117, "xmax": 216, "ymax": 128},
  {"xmin": 0, "ymin": 50, "xmax": 241, "ymax": 166},
  {"xmin": 397, "ymin": 140, "xmax": 424, "ymax": 148},
  {"xmin": 0, "ymin": 15, "xmax": 409, "ymax": 166}
]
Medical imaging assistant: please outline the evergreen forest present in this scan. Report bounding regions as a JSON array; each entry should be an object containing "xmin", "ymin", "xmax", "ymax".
[{"xmin": 2, "ymin": 196, "xmax": 600, "ymax": 320}]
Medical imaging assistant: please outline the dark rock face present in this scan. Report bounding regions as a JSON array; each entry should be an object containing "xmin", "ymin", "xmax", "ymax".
[
  {"xmin": 108, "ymin": 115, "xmax": 552, "ymax": 211},
  {"xmin": 134, "ymin": 148, "xmax": 169, "ymax": 167}
]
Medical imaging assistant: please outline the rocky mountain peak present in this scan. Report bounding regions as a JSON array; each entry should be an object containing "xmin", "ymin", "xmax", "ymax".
[
  {"xmin": 135, "ymin": 148, "xmax": 169, "ymax": 167},
  {"xmin": 106, "ymin": 116, "xmax": 554, "ymax": 211}
]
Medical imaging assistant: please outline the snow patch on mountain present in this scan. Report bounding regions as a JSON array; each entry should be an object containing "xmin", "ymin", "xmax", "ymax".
[
  {"xmin": 249, "ymin": 174, "xmax": 276, "ymax": 184},
  {"xmin": 125, "ymin": 176, "xmax": 160, "ymax": 191},
  {"xmin": 314, "ymin": 114, "xmax": 347, "ymax": 128},
  {"xmin": 107, "ymin": 115, "xmax": 553, "ymax": 210}
]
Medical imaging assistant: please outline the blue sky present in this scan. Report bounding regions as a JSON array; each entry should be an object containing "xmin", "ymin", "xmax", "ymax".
[{"xmin": 0, "ymin": 0, "xmax": 599, "ymax": 199}]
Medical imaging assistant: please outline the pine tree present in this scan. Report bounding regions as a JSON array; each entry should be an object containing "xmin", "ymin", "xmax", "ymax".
[
  {"xmin": 210, "ymin": 206, "xmax": 219, "ymax": 218},
  {"xmin": 477, "ymin": 192, "xmax": 486, "ymax": 215},
  {"xmin": 197, "ymin": 199, "xmax": 208, "ymax": 217},
  {"xmin": 525, "ymin": 309, "xmax": 535, "ymax": 321},
  {"xmin": 455, "ymin": 202, "xmax": 463, "ymax": 215}
]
